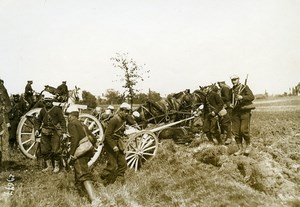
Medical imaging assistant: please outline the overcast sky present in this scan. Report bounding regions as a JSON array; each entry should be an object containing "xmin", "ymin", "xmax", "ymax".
[{"xmin": 1, "ymin": 0, "xmax": 299, "ymax": 97}]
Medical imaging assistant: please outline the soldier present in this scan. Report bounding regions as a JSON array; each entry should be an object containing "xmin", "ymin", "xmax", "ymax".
[
  {"xmin": 202, "ymin": 85, "xmax": 224, "ymax": 145},
  {"xmin": 100, "ymin": 102, "xmax": 131, "ymax": 186},
  {"xmin": 34, "ymin": 95, "xmax": 68, "ymax": 173},
  {"xmin": 66, "ymin": 106, "xmax": 101, "ymax": 206},
  {"xmin": 7, "ymin": 94, "xmax": 27, "ymax": 153},
  {"xmin": 100, "ymin": 105, "xmax": 115, "ymax": 129},
  {"xmin": 24, "ymin": 80, "xmax": 34, "ymax": 108},
  {"xmin": 230, "ymin": 75, "xmax": 255, "ymax": 156},
  {"xmin": 56, "ymin": 81, "xmax": 69, "ymax": 102},
  {"xmin": 217, "ymin": 81, "xmax": 233, "ymax": 144}
]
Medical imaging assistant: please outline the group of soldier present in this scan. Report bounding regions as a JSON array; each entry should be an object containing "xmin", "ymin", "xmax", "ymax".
[
  {"xmin": 0, "ymin": 80, "xmax": 69, "ymax": 154},
  {"xmin": 199, "ymin": 75, "xmax": 255, "ymax": 156},
  {"xmin": 0, "ymin": 75, "xmax": 255, "ymax": 206}
]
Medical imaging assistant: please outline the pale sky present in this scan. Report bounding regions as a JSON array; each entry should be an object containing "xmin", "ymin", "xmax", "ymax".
[{"xmin": 1, "ymin": 0, "xmax": 299, "ymax": 97}]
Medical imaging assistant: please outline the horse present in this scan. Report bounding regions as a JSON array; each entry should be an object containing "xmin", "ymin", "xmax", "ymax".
[
  {"xmin": 191, "ymin": 89, "xmax": 206, "ymax": 110},
  {"xmin": 135, "ymin": 90, "xmax": 193, "ymax": 128},
  {"xmin": 28, "ymin": 85, "xmax": 80, "ymax": 111}
]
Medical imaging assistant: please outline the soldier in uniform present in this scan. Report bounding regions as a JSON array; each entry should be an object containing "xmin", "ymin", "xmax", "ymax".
[
  {"xmin": 24, "ymin": 80, "xmax": 34, "ymax": 109},
  {"xmin": 56, "ymin": 81, "xmax": 69, "ymax": 102},
  {"xmin": 217, "ymin": 81, "xmax": 233, "ymax": 144},
  {"xmin": 202, "ymin": 85, "xmax": 224, "ymax": 145},
  {"xmin": 66, "ymin": 106, "xmax": 101, "ymax": 206},
  {"xmin": 34, "ymin": 95, "xmax": 68, "ymax": 173},
  {"xmin": 230, "ymin": 75, "xmax": 255, "ymax": 155},
  {"xmin": 7, "ymin": 94, "xmax": 27, "ymax": 153},
  {"xmin": 100, "ymin": 102, "xmax": 131, "ymax": 186}
]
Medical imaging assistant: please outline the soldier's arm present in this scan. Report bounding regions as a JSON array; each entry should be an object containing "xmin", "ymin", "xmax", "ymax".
[
  {"xmin": 104, "ymin": 118, "xmax": 118, "ymax": 149},
  {"xmin": 241, "ymin": 85, "xmax": 254, "ymax": 102}
]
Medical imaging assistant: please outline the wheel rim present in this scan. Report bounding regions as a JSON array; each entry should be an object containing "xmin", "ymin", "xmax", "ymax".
[
  {"xmin": 17, "ymin": 108, "xmax": 41, "ymax": 159},
  {"xmin": 125, "ymin": 130, "xmax": 158, "ymax": 171}
]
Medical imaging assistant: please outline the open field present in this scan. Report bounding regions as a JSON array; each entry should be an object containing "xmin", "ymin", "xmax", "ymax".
[{"xmin": 0, "ymin": 96, "xmax": 300, "ymax": 207}]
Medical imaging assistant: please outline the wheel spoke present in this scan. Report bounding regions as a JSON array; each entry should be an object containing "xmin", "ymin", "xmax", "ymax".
[
  {"xmin": 134, "ymin": 157, "xmax": 139, "ymax": 171},
  {"xmin": 127, "ymin": 155, "xmax": 137, "ymax": 167},
  {"xmin": 141, "ymin": 138, "xmax": 155, "ymax": 150},
  {"xmin": 25, "ymin": 142, "xmax": 36, "ymax": 153},
  {"xmin": 87, "ymin": 121, "xmax": 96, "ymax": 130},
  {"xmin": 127, "ymin": 143, "xmax": 138, "ymax": 151},
  {"xmin": 21, "ymin": 139, "xmax": 32, "ymax": 145},
  {"xmin": 126, "ymin": 153, "xmax": 137, "ymax": 160},
  {"xmin": 141, "ymin": 152, "xmax": 156, "ymax": 157}
]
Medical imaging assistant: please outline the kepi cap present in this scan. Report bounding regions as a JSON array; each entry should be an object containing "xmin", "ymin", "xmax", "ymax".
[
  {"xmin": 107, "ymin": 105, "xmax": 114, "ymax": 110},
  {"xmin": 120, "ymin": 102, "xmax": 131, "ymax": 110},
  {"xmin": 230, "ymin": 75, "xmax": 239, "ymax": 80},
  {"xmin": 66, "ymin": 105, "xmax": 79, "ymax": 116}
]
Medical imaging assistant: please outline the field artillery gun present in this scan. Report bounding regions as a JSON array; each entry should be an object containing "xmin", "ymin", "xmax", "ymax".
[{"xmin": 123, "ymin": 116, "xmax": 196, "ymax": 171}]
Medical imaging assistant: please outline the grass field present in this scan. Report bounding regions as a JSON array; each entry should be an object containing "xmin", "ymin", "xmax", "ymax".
[{"xmin": 0, "ymin": 96, "xmax": 300, "ymax": 207}]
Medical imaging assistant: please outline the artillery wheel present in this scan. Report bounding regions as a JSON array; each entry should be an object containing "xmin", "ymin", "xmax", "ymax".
[
  {"xmin": 125, "ymin": 130, "xmax": 158, "ymax": 171},
  {"xmin": 17, "ymin": 109, "xmax": 104, "ymax": 167},
  {"xmin": 78, "ymin": 113, "xmax": 104, "ymax": 167}
]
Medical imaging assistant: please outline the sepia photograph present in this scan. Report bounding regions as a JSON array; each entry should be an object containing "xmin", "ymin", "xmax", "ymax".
[{"xmin": 0, "ymin": 1, "xmax": 299, "ymax": 206}]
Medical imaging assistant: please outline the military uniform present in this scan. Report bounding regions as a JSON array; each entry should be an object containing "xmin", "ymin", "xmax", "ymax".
[
  {"xmin": 230, "ymin": 76, "xmax": 255, "ymax": 155},
  {"xmin": 68, "ymin": 116, "xmax": 95, "ymax": 191},
  {"xmin": 35, "ymin": 104, "xmax": 67, "ymax": 169},
  {"xmin": 101, "ymin": 112, "xmax": 127, "ymax": 185},
  {"xmin": 218, "ymin": 82, "xmax": 232, "ymax": 143},
  {"xmin": 203, "ymin": 88, "xmax": 224, "ymax": 144}
]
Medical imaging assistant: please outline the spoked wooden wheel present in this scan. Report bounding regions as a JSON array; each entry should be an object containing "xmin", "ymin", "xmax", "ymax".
[
  {"xmin": 125, "ymin": 130, "xmax": 158, "ymax": 171},
  {"xmin": 79, "ymin": 113, "xmax": 104, "ymax": 167},
  {"xmin": 17, "ymin": 108, "xmax": 42, "ymax": 159},
  {"xmin": 17, "ymin": 109, "xmax": 104, "ymax": 167}
]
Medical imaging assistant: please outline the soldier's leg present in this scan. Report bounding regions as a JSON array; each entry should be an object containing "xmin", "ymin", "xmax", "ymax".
[
  {"xmin": 203, "ymin": 116, "xmax": 213, "ymax": 142},
  {"xmin": 232, "ymin": 112, "xmax": 244, "ymax": 155},
  {"xmin": 241, "ymin": 111, "xmax": 252, "ymax": 155},
  {"xmin": 115, "ymin": 152, "xmax": 127, "ymax": 185},
  {"xmin": 101, "ymin": 145, "xmax": 118, "ymax": 185},
  {"xmin": 40, "ymin": 135, "xmax": 53, "ymax": 171},
  {"xmin": 51, "ymin": 132, "xmax": 62, "ymax": 173},
  {"xmin": 211, "ymin": 116, "xmax": 223, "ymax": 145}
]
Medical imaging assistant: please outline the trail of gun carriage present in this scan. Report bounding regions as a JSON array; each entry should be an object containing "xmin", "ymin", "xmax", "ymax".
[{"xmin": 0, "ymin": 81, "xmax": 300, "ymax": 207}]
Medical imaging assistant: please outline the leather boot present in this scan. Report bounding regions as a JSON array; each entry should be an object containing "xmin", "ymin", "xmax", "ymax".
[
  {"xmin": 215, "ymin": 134, "xmax": 223, "ymax": 145},
  {"xmin": 42, "ymin": 160, "xmax": 53, "ymax": 172},
  {"xmin": 244, "ymin": 144, "xmax": 251, "ymax": 155},
  {"xmin": 224, "ymin": 138, "xmax": 232, "ymax": 145},
  {"xmin": 234, "ymin": 144, "xmax": 243, "ymax": 156},
  {"xmin": 53, "ymin": 160, "xmax": 60, "ymax": 173},
  {"xmin": 83, "ymin": 180, "xmax": 99, "ymax": 203}
]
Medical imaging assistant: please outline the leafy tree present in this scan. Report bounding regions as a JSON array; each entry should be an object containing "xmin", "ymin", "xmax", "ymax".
[
  {"xmin": 148, "ymin": 90, "xmax": 162, "ymax": 102},
  {"xmin": 104, "ymin": 89, "xmax": 123, "ymax": 104},
  {"xmin": 111, "ymin": 52, "xmax": 149, "ymax": 107},
  {"xmin": 81, "ymin": 90, "xmax": 97, "ymax": 108}
]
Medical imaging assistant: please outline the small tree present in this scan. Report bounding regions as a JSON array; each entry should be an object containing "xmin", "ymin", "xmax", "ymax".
[
  {"xmin": 81, "ymin": 90, "xmax": 97, "ymax": 108},
  {"xmin": 111, "ymin": 53, "xmax": 149, "ymax": 107}
]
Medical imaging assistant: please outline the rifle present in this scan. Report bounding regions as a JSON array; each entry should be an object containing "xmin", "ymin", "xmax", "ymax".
[{"xmin": 232, "ymin": 74, "xmax": 248, "ymax": 107}]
